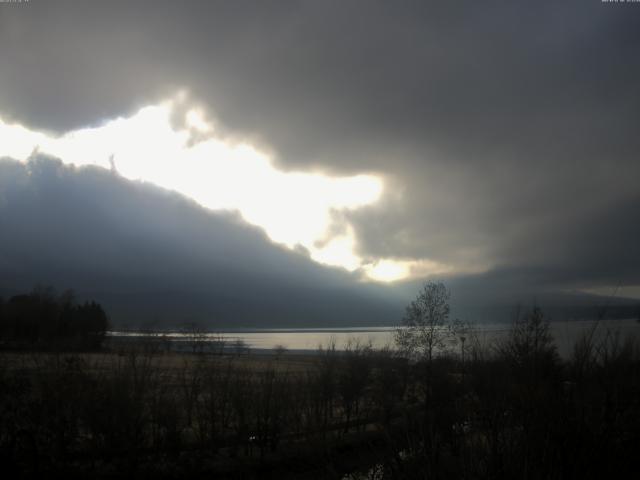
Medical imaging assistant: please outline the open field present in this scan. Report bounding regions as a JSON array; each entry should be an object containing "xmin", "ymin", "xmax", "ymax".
[{"xmin": 1, "ymin": 350, "xmax": 321, "ymax": 375}]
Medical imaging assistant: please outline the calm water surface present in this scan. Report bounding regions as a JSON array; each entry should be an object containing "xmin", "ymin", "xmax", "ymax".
[{"xmin": 110, "ymin": 318, "xmax": 639, "ymax": 357}]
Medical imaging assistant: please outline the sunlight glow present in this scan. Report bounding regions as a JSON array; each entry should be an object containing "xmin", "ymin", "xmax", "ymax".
[
  {"xmin": 364, "ymin": 260, "xmax": 411, "ymax": 283},
  {"xmin": 363, "ymin": 258, "xmax": 455, "ymax": 283},
  {"xmin": 0, "ymin": 94, "xmax": 424, "ymax": 281}
]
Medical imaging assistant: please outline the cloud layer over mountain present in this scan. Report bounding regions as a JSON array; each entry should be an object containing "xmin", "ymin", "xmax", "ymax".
[
  {"xmin": 0, "ymin": 157, "xmax": 404, "ymax": 327},
  {"xmin": 1, "ymin": 1, "xmax": 639, "ymax": 314}
]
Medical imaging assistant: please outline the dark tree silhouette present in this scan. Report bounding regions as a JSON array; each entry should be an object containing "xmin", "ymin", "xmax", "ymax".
[
  {"xmin": 0, "ymin": 287, "xmax": 109, "ymax": 350},
  {"xmin": 395, "ymin": 281, "xmax": 454, "ymax": 362}
]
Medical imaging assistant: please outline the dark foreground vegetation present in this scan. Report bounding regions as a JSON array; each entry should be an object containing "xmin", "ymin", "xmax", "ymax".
[{"xmin": 1, "ymin": 307, "xmax": 638, "ymax": 478}]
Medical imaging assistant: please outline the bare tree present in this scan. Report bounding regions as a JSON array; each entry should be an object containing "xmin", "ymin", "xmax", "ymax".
[
  {"xmin": 498, "ymin": 305, "xmax": 558, "ymax": 370},
  {"xmin": 182, "ymin": 321, "xmax": 208, "ymax": 354},
  {"xmin": 233, "ymin": 338, "xmax": 250, "ymax": 356},
  {"xmin": 273, "ymin": 344, "xmax": 287, "ymax": 359},
  {"xmin": 338, "ymin": 339, "xmax": 372, "ymax": 433},
  {"xmin": 210, "ymin": 333, "xmax": 226, "ymax": 355},
  {"xmin": 395, "ymin": 281, "xmax": 453, "ymax": 362}
]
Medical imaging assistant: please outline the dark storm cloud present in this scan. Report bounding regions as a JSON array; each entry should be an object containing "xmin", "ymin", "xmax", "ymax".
[
  {"xmin": 0, "ymin": 157, "xmax": 404, "ymax": 327},
  {"xmin": 1, "ymin": 0, "xmax": 639, "ymax": 300}
]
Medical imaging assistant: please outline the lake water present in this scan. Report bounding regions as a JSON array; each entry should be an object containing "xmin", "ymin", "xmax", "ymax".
[{"xmin": 109, "ymin": 318, "xmax": 640, "ymax": 358}]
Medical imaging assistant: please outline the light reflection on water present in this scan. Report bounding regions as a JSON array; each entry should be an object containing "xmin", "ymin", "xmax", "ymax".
[{"xmin": 108, "ymin": 318, "xmax": 639, "ymax": 357}]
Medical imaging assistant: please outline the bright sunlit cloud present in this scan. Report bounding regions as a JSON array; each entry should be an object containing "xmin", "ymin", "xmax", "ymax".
[
  {"xmin": 0, "ymin": 94, "xmax": 434, "ymax": 281},
  {"xmin": 363, "ymin": 258, "xmax": 454, "ymax": 283}
]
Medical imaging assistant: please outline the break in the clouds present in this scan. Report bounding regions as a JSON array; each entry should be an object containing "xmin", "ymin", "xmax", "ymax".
[
  {"xmin": 1, "ymin": 95, "xmax": 423, "ymax": 281},
  {"xmin": 1, "ymin": 0, "xmax": 640, "ymax": 308}
]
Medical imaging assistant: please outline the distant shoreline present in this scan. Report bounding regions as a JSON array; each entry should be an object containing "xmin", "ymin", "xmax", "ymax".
[
  {"xmin": 108, "ymin": 317, "xmax": 640, "ymax": 336},
  {"xmin": 105, "ymin": 318, "xmax": 640, "ymax": 358}
]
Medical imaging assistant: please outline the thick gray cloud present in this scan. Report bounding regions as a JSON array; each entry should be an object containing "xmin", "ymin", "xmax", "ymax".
[
  {"xmin": 0, "ymin": 157, "xmax": 404, "ymax": 327},
  {"xmin": 1, "ymin": 0, "xmax": 639, "ymax": 306}
]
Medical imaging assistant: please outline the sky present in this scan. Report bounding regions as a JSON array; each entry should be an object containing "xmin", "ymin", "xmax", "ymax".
[{"xmin": 1, "ymin": 1, "xmax": 639, "ymax": 326}]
